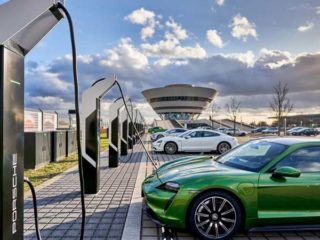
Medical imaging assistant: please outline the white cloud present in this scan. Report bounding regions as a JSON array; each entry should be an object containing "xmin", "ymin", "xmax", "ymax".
[
  {"xmin": 101, "ymin": 38, "xmax": 149, "ymax": 70},
  {"xmin": 257, "ymin": 48, "xmax": 293, "ymax": 69},
  {"xmin": 316, "ymin": 6, "xmax": 320, "ymax": 14},
  {"xmin": 229, "ymin": 14, "xmax": 257, "ymax": 41},
  {"xmin": 298, "ymin": 22, "xmax": 314, "ymax": 32},
  {"xmin": 207, "ymin": 29, "xmax": 225, "ymax": 48},
  {"xmin": 141, "ymin": 40, "xmax": 207, "ymax": 59},
  {"xmin": 165, "ymin": 18, "xmax": 188, "ymax": 40},
  {"xmin": 125, "ymin": 8, "xmax": 158, "ymax": 40},
  {"xmin": 223, "ymin": 51, "xmax": 255, "ymax": 67},
  {"xmin": 216, "ymin": 0, "xmax": 225, "ymax": 6},
  {"xmin": 124, "ymin": 8, "xmax": 155, "ymax": 25}
]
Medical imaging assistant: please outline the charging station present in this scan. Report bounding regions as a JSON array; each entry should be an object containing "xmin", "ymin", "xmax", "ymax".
[
  {"xmin": 0, "ymin": 1, "xmax": 65, "ymax": 238},
  {"xmin": 120, "ymin": 100, "xmax": 130, "ymax": 156},
  {"xmin": 108, "ymin": 97, "xmax": 129, "ymax": 167},
  {"xmin": 81, "ymin": 76, "xmax": 116, "ymax": 194},
  {"xmin": 127, "ymin": 103, "xmax": 134, "ymax": 150}
]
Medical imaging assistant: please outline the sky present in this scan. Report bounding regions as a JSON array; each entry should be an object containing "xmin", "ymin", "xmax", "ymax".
[{"xmin": 2, "ymin": 0, "xmax": 320, "ymax": 124}]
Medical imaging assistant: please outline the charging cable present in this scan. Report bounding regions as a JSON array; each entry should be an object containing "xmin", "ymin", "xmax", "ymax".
[
  {"xmin": 24, "ymin": 177, "xmax": 42, "ymax": 240},
  {"xmin": 57, "ymin": 3, "xmax": 86, "ymax": 240},
  {"xmin": 115, "ymin": 81, "xmax": 160, "ymax": 170}
]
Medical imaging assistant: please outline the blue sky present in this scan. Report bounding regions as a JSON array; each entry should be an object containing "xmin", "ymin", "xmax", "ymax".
[
  {"xmin": 1, "ymin": 0, "xmax": 320, "ymax": 123},
  {"xmin": 25, "ymin": 0, "xmax": 320, "ymax": 63}
]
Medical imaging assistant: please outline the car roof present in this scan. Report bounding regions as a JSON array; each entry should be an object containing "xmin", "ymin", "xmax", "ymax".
[{"xmin": 259, "ymin": 137, "xmax": 320, "ymax": 146}]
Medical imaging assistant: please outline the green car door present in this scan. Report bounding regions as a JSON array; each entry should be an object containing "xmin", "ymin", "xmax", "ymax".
[{"xmin": 258, "ymin": 146, "xmax": 320, "ymax": 225}]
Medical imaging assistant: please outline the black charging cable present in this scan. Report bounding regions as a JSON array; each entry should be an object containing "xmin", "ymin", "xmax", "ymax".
[
  {"xmin": 115, "ymin": 81, "xmax": 160, "ymax": 170},
  {"xmin": 57, "ymin": 3, "xmax": 86, "ymax": 240},
  {"xmin": 24, "ymin": 177, "xmax": 42, "ymax": 240}
]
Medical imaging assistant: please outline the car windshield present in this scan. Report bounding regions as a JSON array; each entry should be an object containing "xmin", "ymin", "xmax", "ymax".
[{"xmin": 216, "ymin": 140, "xmax": 288, "ymax": 172}]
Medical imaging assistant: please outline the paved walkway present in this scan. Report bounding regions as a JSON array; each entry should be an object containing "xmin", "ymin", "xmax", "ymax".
[
  {"xmin": 24, "ymin": 135, "xmax": 320, "ymax": 240},
  {"xmin": 24, "ymin": 142, "xmax": 143, "ymax": 240}
]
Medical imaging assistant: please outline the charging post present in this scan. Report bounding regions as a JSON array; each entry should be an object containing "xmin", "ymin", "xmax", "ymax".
[
  {"xmin": 81, "ymin": 77, "xmax": 116, "ymax": 194},
  {"xmin": 108, "ymin": 97, "xmax": 129, "ymax": 167},
  {"xmin": 0, "ymin": 1, "xmax": 65, "ymax": 239},
  {"xmin": 127, "ymin": 103, "xmax": 134, "ymax": 150},
  {"xmin": 120, "ymin": 99, "xmax": 131, "ymax": 156}
]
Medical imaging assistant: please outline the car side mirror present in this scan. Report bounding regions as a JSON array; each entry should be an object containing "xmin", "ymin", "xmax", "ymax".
[
  {"xmin": 272, "ymin": 166, "xmax": 301, "ymax": 178},
  {"xmin": 185, "ymin": 135, "xmax": 191, "ymax": 139}
]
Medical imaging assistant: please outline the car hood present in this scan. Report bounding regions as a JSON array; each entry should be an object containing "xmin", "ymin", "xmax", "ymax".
[{"xmin": 155, "ymin": 155, "xmax": 247, "ymax": 182}]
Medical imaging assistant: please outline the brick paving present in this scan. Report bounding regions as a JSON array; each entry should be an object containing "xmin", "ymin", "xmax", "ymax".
[
  {"xmin": 142, "ymin": 140, "xmax": 320, "ymax": 240},
  {"xmin": 24, "ymin": 142, "xmax": 143, "ymax": 240}
]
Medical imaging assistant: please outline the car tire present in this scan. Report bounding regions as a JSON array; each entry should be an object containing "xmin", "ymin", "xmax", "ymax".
[
  {"xmin": 164, "ymin": 142, "xmax": 177, "ymax": 154},
  {"xmin": 217, "ymin": 142, "xmax": 231, "ymax": 154},
  {"xmin": 188, "ymin": 191, "xmax": 242, "ymax": 240}
]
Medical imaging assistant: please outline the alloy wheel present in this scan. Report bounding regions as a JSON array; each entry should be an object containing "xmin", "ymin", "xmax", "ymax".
[
  {"xmin": 218, "ymin": 143, "xmax": 231, "ymax": 154},
  {"xmin": 194, "ymin": 196, "xmax": 237, "ymax": 239},
  {"xmin": 164, "ymin": 142, "xmax": 177, "ymax": 154}
]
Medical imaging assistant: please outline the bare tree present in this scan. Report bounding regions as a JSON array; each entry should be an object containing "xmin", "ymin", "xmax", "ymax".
[
  {"xmin": 226, "ymin": 97, "xmax": 241, "ymax": 135},
  {"xmin": 270, "ymin": 80, "xmax": 293, "ymax": 136},
  {"xmin": 209, "ymin": 103, "xmax": 220, "ymax": 128}
]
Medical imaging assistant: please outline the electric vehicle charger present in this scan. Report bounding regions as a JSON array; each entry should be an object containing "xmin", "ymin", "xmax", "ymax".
[
  {"xmin": 25, "ymin": 4, "xmax": 159, "ymax": 240},
  {"xmin": 25, "ymin": 3, "xmax": 86, "ymax": 240}
]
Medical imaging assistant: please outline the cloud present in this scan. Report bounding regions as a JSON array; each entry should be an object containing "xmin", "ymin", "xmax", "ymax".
[
  {"xmin": 316, "ymin": 6, "xmax": 320, "ymax": 14},
  {"xmin": 165, "ymin": 17, "xmax": 188, "ymax": 40},
  {"xmin": 215, "ymin": 0, "xmax": 225, "ymax": 6},
  {"xmin": 229, "ymin": 14, "xmax": 257, "ymax": 41},
  {"xmin": 25, "ymin": 40, "xmax": 320, "ymax": 123},
  {"xmin": 298, "ymin": 22, "xmax": 314, "ymax": 32},
  {"xmin": 141, "ymin": 40, "xmax": 207, "ymax": 59},
  {"xmin": 124, "ymin": 8, "xmax": 155, "ymax": 25},
  {"xmin": 207, "ymin": 29, "xmax": 225, "ymax": 48},
  {"xmin": 125, "ymin": 8, "xmax": 158, "ymax": 40},
  {"xmin": 101, "ymin": 38, "xmax": 149, "ymax": 70}
]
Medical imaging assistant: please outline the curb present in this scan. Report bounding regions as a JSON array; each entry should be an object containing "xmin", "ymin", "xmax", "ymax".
[{"xmin": 121, "ymin": 152, "xmax": 147, "ymax": 240}]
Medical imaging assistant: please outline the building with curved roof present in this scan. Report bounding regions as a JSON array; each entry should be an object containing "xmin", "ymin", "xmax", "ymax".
[{"xmin": 142, "ymin": 84, "xmax": 218, "ymax": 120}]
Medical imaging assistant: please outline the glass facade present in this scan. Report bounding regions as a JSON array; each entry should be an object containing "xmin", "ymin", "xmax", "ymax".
[{"xmin": 150, "ymin": 96, "xmax": 211, "ymax": 103}]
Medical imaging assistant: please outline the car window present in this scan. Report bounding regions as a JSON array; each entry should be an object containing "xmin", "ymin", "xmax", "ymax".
[
  {"xmin": 188, "ymin": 131, "xmax": 203, "ymax": 138},
  {"xmin": 275, "ymin": 147, "xmax": 320, "ymax": 173},
  {"xmin": 176, "ymin": 129, "xmax": 186, "ymax": 133},
  {"xmin": 203, "ymin": 131, "xmax": 219, "ymax": 137},
  {"xmin": 216, "ymin": 140, "xmax": 288, "ymax": 172}
]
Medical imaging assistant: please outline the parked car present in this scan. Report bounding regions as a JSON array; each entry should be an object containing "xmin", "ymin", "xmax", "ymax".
[
  {"xmin": 152, "ymin": 129, "xmax": 238, "ymax": 154},
  {"xmin": 251, "ymin": 127, "xmax": 268, "ymax": 133},
  {"xmin": 217, "ymin": 127, "xmax": 227, "ymax": 132},
  {"xmin": 292, "ymin": 128, "xmax": 319, "ymax": 136},
  {"xmin": 150, "ymin": 128, "xmax": 188, "ymax": 141},
  {"xmin": 148, "ymin": 126, "xmax": 166, "ymax": 134},
  {"xmin": 262, "ymin": 127, "xmax": 278, "ymax": 134},
  {"xmin": 224, "ymin": 128, "xmax": 247, "ymax": 136},
  {"xmin": 197, "ymin": 126, "xmax": 213, "ymax": 130},
  {"xmin": 143, "ymin": 138, "xmax": 320, "ymax": 240},
  {"xmin": 287, "ymin": 127, "xmax": 304, "ymax": 135}
]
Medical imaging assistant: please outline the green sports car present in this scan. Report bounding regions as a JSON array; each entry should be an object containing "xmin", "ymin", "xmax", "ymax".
[{"xmin": 142, "ymin": 138, "xmax": 320, "ymax": 240}]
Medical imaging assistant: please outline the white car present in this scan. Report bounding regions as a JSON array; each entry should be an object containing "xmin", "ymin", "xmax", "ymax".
[
  {"xmin": 152, "ymin": 129, "xmax": 238, "ymax": 154},
  {"xmin": 150, "ymin": 128, "xmax": 187, "ymax": 141},
  {"xmin": 224, "ymin": 128, "xmax": 247, "ymax": 136}
]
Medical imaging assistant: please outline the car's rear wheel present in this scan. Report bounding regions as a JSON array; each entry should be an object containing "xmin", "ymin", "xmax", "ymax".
[
  {"xmin": 188, "ymin": 191, "xmax": 242, "ymax": 240},
  {"xmin": 217, "ymin": 142, "xmax": 231, "ymax": 154},
  {"xmin": 164, "ymin": 142, "xmax": 177, "ymax": 154}
]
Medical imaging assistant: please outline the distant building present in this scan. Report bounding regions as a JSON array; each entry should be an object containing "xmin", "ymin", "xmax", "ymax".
[
  {"xmin": 270, "ymin": 114, "xmax": 320, "ymax": 127},
  {"xmin": 142, "ymin": 84, "xmax": 217, "ymax": 120}
]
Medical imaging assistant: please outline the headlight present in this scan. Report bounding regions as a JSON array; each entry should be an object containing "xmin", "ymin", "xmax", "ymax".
[{"xmin": 157, "ymin": 182, "xmax": 180, "ymax": 192}]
